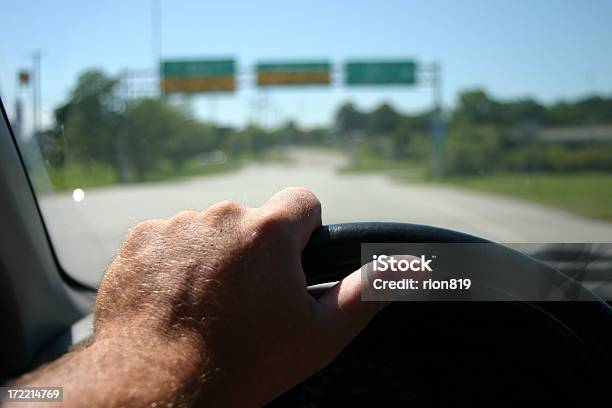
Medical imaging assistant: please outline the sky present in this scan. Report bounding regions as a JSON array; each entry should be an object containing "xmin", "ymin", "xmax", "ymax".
[{"xmin": 1, "ymin": 0, "xmax": 612, "ymax": 133}]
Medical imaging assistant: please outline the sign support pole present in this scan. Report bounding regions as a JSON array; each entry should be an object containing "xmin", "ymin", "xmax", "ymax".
[
  {"xmin": 152, "ymin": 0, "xmax": 164, "ymax": 97},
  {"xmin": 430, "ymin": 62, "xmax": 445, "ymax": 177}
]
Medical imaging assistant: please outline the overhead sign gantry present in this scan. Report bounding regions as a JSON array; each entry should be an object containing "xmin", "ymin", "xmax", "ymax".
[
  {"xmin": 256, "ymin": 61, "xmax": 331, "ymax": 86},
  {"xmin": 157, "ymin": 57, "xmax": 443, "ymax": 175},
  {"xmin": 161, "ymin": 59, "xmax": 236, "ymax": 94},
  {"xmin": 345, "ymin": 60, "xmax": 417, "ymax": 85}
]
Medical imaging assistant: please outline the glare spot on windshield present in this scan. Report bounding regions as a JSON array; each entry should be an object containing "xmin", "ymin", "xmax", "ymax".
[{"xmin": 72, "ymin": 188, "xmax": 85, "ymax": 203}]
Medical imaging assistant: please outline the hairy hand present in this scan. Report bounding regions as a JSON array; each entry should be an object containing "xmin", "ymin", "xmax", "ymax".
[{"xmin": 92, "ymin": 187, "xmax": 386, "ymax": 407}]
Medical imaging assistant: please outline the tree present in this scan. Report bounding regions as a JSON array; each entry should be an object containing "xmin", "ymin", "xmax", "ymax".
[
  {"xmin": 546, "ymin": 97, "xmax": 612, "ymax": 126},
  {"xmin": 452, "ymin": 89, "xmax": 501, "ymax": 125},
  {"xmin": 122, "ymin": 98, "xmax": 176, "ymax": 179},
  {"xmin": 55, "ymin": 70, "xmax": 122, "ymax": 167},
  {"xmin": 368, "ymin": 102, "xmax": 400, "ymax": 135},
  {"xmin": 501, "ymin": 99, "xmax": 546, "ymax": 126},
  {"xmin": 122, "ymin": 98, "xmax": 222, "ymax": 180},
  {"xmin": 445, "ymin": 124, "xmax": 503, "ymax": 175},
  {"xmin": 334, "ymin": 102, "xmax": 365, "ymax": 134},
  {"xmin": 225, "ymin": 125, "xmax": 271, "ymax": 156}
]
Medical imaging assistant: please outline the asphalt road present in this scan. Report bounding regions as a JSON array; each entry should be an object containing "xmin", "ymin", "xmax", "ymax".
[{"xmin": 39, "ymin": 148, "xmax": 612, "ymax": 287}]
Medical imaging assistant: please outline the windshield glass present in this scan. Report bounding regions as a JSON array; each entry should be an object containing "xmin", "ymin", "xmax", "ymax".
[{"xmin": 2, "ymin": 0, "xmax": 612, "ymax": 288}]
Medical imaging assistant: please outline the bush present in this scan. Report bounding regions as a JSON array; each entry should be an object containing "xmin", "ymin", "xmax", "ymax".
[
  {"xmin": 444, "ymin": 125, "xmax": 503, "ymax": 175},
  {"xmin": 537, "ymin": 143, "xmax": 612, "ymax": 171}
]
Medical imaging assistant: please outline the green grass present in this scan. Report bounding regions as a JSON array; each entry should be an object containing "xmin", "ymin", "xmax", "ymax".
[
  {"xmin": 338, "ymin": 156, "xmax": 427, "ymax": 180},
  {"xmin": 238, "ymin": 148, "xmax": 291, "ymax": 163},
  {"xmin": 143, "ymin": 159, "xmax": 242, "ymax": 182},
  {"xmin": 28, "ymin": 149, "xmax": 293, "ymax": 194},
  {"xmin": 31, "ymin": 159, "xmax": 243, "ymax": 194},
  {"xmin": 340, "ymin": 152, "xmax": 612, "ymax": 221},
  {"xmin": 431, "ymin": 173, "xmax": 612, "ymax": 221},
  {"xmin": 29, "ymin": 163, "xmax": 118, "ymax": 193}
]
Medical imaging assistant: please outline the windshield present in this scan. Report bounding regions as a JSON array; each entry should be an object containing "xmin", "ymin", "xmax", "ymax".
[{"xmin": 2, "ymin": 0, "xmax": 612, "ymax": 288}]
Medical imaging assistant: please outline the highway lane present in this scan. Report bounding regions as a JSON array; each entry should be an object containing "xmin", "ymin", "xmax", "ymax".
[{"xmin": 38, "ymin": 148, "xmax": 612, "ymax": 286}]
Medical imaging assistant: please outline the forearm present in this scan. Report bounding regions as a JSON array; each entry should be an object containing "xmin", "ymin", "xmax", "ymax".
[
  {"xmin": 6, "ymin": 189, "xmax": 384, "ymax": 407},
  {"xmin": 8, "ymin": 332, "xmax": 206, "ymax": 407}
]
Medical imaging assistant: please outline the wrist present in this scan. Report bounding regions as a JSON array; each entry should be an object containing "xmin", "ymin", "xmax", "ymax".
[{"xmin": 88, "ymin": 324, "xmax": 210, "ymax": 405}]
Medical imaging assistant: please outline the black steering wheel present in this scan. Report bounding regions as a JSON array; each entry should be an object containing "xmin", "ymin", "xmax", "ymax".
[
  {"xmin": 270, "ymin": 222, "xmax": 612, "ymax": 406},
  {"xmin": 302, "ymin": 223, "xmax": 603, "ymax": 297},
  {"xmin": 302, "ymin": 222, "xmax": 611, "ymax": 302}
]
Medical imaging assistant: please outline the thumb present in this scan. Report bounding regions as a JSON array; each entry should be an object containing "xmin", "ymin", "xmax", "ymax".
[
  {"xmin": 311, "ymin": 255, "xmax": 424, "ymax": 361},
  {"xmin": 311, "ymin": 264, "xmax": 389, "ymax": 360}
]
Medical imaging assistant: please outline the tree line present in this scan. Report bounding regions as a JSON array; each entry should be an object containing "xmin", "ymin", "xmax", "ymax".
[
  {"xmin": 36, "ymin": 69, "xmax": 612, "ymax": 184},
  {"xmin": 334, "ymin": 89, "xmax": 612, "ymax": 174}
]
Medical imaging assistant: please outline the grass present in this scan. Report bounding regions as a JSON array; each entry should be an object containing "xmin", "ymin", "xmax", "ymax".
[
  {"xmin": 338, "ymin": 152, "xmax": 612, "ymax": 221},
  {"xmin": 29, "ymin": 163, "xmax": 118, "ymax": 193},
  {"xmin": 29, "ymin": 149, "xmax": 292, "ymax": 194},
  {"xmin": 30, "ymin": 159, "xmax": 243, "ymax": 194},
  {"xmin": 338, "ymin": 156, "xmax": 427, "ymax": 180},
  {"xmin": 143, "ymin": 159, "xmax": 243, "ymax": 183},
  {"xmin": 428, "ymin": 172, "xmax": 612, "ymax": 221}
]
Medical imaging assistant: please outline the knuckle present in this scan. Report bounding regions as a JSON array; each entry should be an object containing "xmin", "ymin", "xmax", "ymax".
[
  {"xmin": 270, "ymin": 187, "xmax": 321, "ymax": 219},
  {"xmin": 286, "ymin": 185, "xmax": 311, "ymax": 194},
  {"xmin": 170, "ymin": 209, "xmax": 199, "ymax": 224},
  {"xmin": 131, "ymin": 219, "xmax": 162, "ymax": 236},
  {"xmin": 287, "ymin": 186, "xmax": 321, "ymax": 210},
  {"xmin": 207, "ymin": 200, "xmax": 243, "ymax": 216},
  {"xmin": 286, "ymin": 186, "xmax": 317, "ymax": 201},
  {"xmin": 255, "ymin": 211, "xmax": 289, "ymax": 236},
  {"xmin": 251, "ymin": 210, "xmax": 297, "ymax": 245},
  {"xmin": 126, "ymin": 219, "xmax": 165, "ymax": 246}
]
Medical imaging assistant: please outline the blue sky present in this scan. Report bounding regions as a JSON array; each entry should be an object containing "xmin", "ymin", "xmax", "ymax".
[{"xmin": 1, "ymin": 0, "xmax": 611, "ymax": 132}]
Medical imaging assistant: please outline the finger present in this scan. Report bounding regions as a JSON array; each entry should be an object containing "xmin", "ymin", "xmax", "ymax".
[
  {"xmin": 311, "ymin": 256, "xmax": 425, "ymax": 359},
  {"xmin": 261, "ymin": 187, "xmax": 322, "ymax": 249},
  {"xmin": 311, "ymin": 266, "xmax": 389, "ymax": 359}
]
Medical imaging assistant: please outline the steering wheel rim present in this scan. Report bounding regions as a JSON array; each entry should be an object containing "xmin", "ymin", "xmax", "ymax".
[
  {"xmin": 303, "ymin": 223, "xmax": 601, "ymax": 297},
  {"xmin": 301, "ymin": 220, "xmax": 612, "ymax": 335},
  {"xmin": 297, "ymin": 222, "xmax": 612, "ymax": 403},
  {"xmin": 302, "ymin": 222, "xmax": 612, "ymax": 337},
  {"xmin": 303, "ymin": 222, "xmax": 486, "ymax": 285}
]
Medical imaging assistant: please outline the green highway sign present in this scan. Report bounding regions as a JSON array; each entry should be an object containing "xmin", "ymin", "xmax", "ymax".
[
  {"xmin": 345, "ymin": 60, "xmax": 417, "ymax": 85},
  {"xmin": 161, "ymin": 59, "xmax": 236, "ymax": 93},
  {"xmin": 159, "ymin": 58, "xmax": 420, "ymax": 91},
  {"xmin": 162, "ymin": 59, "xmax": 235, "ymax": 77},
  {"xmin": 256, "ymin": 61, "xmax": 331, "ymax": 86}
]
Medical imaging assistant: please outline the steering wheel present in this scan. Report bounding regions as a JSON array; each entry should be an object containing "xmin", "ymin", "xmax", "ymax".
[
  {"xmin": 303, "ymin": 223, "xmax": 601, "ymax": 296},
  {"xmin": 302, "ymin": 222, "xmax": 612, "ymax": 302},
  {"xmin": 275, "ymin": 222, "xmax": 612, "ymax": 406}
]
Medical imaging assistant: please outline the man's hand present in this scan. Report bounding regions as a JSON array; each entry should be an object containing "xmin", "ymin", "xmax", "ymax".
[{"xmin": 10, "ymin": 187, "xmax": 387, "ymax": 407}]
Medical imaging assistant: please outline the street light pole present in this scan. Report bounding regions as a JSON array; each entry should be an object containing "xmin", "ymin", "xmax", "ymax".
[{"xmin": 31, "ymin": 50, "xmax": 42, "ymax": 137}]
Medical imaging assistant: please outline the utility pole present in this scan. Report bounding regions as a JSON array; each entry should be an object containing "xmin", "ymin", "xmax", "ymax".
[
  {"xmin": 15, "ymin": 70, "xmax": 30, "ymax": 141},
  {"xmin": 31, "ymin": 50, "xmax": 42, "ymax": 137},
  {"xmin": 14, "ymin": 98, "xmax": 23, "ymax": 141},
  {"xmin": 430, "ymin": 61, "xmax": 445, "ymax": 177}
]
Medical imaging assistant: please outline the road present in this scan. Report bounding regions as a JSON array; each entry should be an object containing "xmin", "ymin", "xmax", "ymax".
[{"xmin": 39, "ymin": 148, "xmax": 612, "ymax": 287}]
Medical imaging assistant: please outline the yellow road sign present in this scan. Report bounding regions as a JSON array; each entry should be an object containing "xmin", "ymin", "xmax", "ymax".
[{"xmin": 162, "ymin": 76, "xmax": 235, "ymax": 93}]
